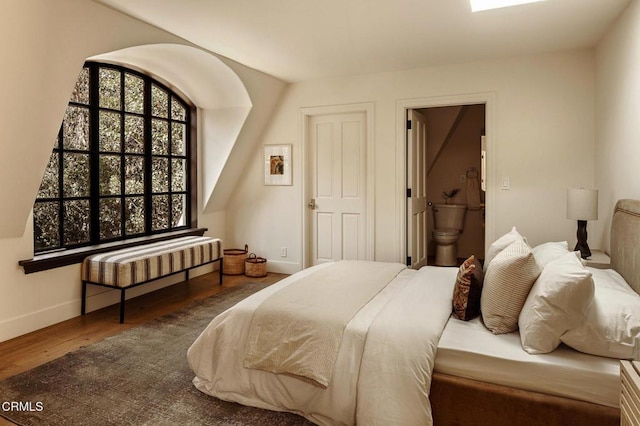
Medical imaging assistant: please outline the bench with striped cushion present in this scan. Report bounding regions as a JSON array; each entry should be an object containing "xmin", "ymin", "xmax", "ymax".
[{"xmin": 81, "ymin": 236, "xmax": 223, "ymax": 323}]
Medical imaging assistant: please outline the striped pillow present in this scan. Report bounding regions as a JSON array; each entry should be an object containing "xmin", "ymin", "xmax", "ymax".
[
  {"xmin": 483, "ymin": 226, "xmax": 523, "ymax": 272},
  {"xmin": 481, "ymin": 238, "xmax": 541, "ymax": 334}
]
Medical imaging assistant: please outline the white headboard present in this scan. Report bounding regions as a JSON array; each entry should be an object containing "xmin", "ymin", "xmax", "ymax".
[{"xmin": 610, "ymin": 199, "xmax": 640, "ymax": 294}]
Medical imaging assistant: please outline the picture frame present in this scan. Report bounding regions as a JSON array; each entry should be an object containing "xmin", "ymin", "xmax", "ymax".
[{"xmin": 264, "ymin": 144, "xmax": 292, "ymax": 186}]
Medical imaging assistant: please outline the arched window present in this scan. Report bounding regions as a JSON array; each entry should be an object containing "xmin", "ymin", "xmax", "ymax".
[{"xmin": 33, "ymin": 62, "xmax": 193, "ymax": 253}]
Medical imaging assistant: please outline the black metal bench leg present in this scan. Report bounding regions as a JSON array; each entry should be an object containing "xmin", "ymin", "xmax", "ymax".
[
  {"xmin": 81, "ymin": 281, "xmax": 87, "ymax": 315},
  {"xmin": 219, "ymin": 258, "xmax": 223, "ymax": 285},
  {"xmin": 120, "ymin": 289, "xmax": 126, "ymax": 324}
]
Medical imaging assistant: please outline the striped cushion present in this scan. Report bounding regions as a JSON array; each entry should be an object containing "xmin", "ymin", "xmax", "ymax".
[
  {"xmin": 481, "ymin": 238, "xmax": 541, "ymax": 334},
  {"xmin": 81, "ymin": 236, "xmax": 222, "ymax": 288}
]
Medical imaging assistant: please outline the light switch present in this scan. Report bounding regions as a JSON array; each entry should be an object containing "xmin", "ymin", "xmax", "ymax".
[{"xmin": 501, "ymin": 177, "xmax": 510, "ymax": 190}]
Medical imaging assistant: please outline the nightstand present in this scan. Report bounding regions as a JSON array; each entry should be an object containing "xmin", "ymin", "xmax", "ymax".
[
  {"xmin": 620, "ymin": 360, "xmax": 640, "ymax": 426},
  {"xmin": 584, "ymin": 249, "xmax": 611, "ymax": 269}
]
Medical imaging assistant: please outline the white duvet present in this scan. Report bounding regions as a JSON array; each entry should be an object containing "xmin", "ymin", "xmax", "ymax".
[{"xmin": 187, "ymin": 263, "xmax": 457, "ymax": 425}]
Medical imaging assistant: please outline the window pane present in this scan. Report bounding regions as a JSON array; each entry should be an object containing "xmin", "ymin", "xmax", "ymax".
[
  {"xmin": 34, "ymin": 201, "xmax": 60, "ymax": 250},
  {"xmin": 99, "ymin": 155, "xmax": 121, "ymax": 195},
  {"xmin": 99, "ymin": 111, "xmax": 122, "ymax": 152},
  {"xmin": 171, "ymin": 158, "xmax": 186, "ymax": 192},
  {"xmin": 152, "ymin": 157, "xmax": 169, "ymax": 192},
  {"xmin": 124, "ymin": 73, "xmax": 144, "ymax": 114},
  {"xmin": 100, "ymin": 198, "xmax": 122, "ymax": 239},
  {"xmin": 99, "ymin": 68, "xmax": 121, "ymax": 110},
  {"xmin": 63, "ymin": 153, "xmax": 89, "ymax": 197},
  {"xmin": 151, "ymin": 85, "xmax": 168, "ymax": 118},
  {"xmin": 124, "ymin": 196, "xmax": 145, "ymax": 235},
  {"xmin": 63, "ymin": 106, "xmax": 89, "ymax": 150},
  {"xmin": 70, "ymin": 67, "xmax": 90, "ymax": 105},
  {"xmin": 63, "ymin": 199, "xmax": 90, "ymax": 245},
  {"xmin": 152, "ymin": 195, "xmax": 169, "ymax": 231},
  {"xmin": 172, "ymin": 194, "xmax": 187, "ymax": 227},
  {"xmin": 151, "ymin": 119, "xmax": 169, "ymax": 155},
  {"xmin": 124, "ymin": 115, "xmax": 144, "ymax": 153},
  {"xmin": 171, "ymin": 97, "xmax": 186, "ymax": 121},
  {"xmin": 37, "ymin": 152, "xmax": 59, "ymax": 199},
  {"xmin": 171, "ymin": 123, "xmax": 186, "ymax": 155},
  {"xmin": 124, "ymin": 156, "xmax": 144, "ymax": 194}
]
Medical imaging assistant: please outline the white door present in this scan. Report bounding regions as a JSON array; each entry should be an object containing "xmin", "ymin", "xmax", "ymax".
[
  {"xmin": 308, "ymin": 112, "xmax": 367, "ymax": 265},
  {"xmin": 407, "ymin": 109, "xmax": 428, "ymax": 269}
]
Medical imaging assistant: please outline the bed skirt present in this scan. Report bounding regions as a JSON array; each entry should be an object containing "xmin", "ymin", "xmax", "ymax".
[{"xmin": 429, "ymin": 372, "xmax": 620, "ymax": 426}]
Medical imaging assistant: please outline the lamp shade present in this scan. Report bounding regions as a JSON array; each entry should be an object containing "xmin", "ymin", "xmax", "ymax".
[{"xmin": 567, "ymin": 188, "xmax": 598, "ymax": 221}]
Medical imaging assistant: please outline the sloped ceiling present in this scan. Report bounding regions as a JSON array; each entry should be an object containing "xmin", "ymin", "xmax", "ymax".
[{"xmin": 96, "ymin": 0, "xmax": 630, "ymax": 82}]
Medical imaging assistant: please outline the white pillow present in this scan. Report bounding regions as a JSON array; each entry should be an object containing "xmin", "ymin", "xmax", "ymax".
[
  {"xmin": 519, "ymin": 251, "xmax": 594, "ymax": 354},
  {"xmin": 532, "ymin": 241, "xmax": 569, "ymax": 268},
  {"xmin": 484, "ymin": 226, "xmax": 523, "ymax": 272},
  {"xmin": 481, "ymin": 238, "xmax": 541, "ymax": 334},
  {"xmin": 561, "ymin": 268, "xmax": 640, "ymax": 360}
]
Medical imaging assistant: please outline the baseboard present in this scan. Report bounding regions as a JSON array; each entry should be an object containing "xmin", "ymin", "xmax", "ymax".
[
  {"xmin": 0, "ymin": 263, "xmax": 216, "ymax": 343},
  {"xmin": 266, "ymin": 260, "xmax": 301, "ymax": 275},
  {"xmin": 0, "ymin": 300, "xmax": 79, "ymax": 343}
]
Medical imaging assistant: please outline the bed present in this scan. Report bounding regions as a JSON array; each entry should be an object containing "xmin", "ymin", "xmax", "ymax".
[{"xmin": 188, "ymin": 199, "xmax": 640, "ymax": 425}]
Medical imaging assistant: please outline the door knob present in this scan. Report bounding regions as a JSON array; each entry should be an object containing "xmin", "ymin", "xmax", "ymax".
[{"xmin": 308, "ymin": 198, "xmax": 316, "ymax": 209}]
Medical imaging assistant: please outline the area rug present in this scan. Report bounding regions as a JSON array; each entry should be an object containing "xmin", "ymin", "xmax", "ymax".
[{"xmin": 0, "ymin": 283, "xmax": 313, "ymax": 426}]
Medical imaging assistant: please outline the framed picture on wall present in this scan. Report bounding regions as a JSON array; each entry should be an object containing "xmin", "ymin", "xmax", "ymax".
[{"xmin": 264, "ymin": 144, "xmax": 292, "ymax": 185}]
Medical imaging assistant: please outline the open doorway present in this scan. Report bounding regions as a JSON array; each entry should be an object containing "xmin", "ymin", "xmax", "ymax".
[{"xmin": 406, "ymin": 103, "xmax": 486, "ymax": 268}]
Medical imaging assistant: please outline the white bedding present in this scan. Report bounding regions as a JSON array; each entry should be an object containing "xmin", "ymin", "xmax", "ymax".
[
  {"xmin": 434, "ymin": 315, "xmax": 621, "ymax": 408},
  {"xmin": 244, "ymin": 261, "xmax": 406, "ymax": 388},
  {"xmin": 187, "ymin": 263, "xmax": 457, "ymax": 425}
]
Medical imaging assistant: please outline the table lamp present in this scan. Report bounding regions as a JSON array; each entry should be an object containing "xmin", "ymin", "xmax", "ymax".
[{"xmin": 566, "ymin": 188, "xmax": 598, "ymax": 259}]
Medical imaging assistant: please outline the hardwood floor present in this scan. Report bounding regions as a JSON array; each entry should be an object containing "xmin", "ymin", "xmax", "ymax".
[{"xmin": 0, "ymin": 271, "xmax": 287, "ymax": 383}]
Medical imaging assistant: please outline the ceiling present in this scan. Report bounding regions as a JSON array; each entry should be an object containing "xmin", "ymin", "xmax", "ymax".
[{"xmin": 96, "ymin": 0, "xmax": 631, "ymax": 82}]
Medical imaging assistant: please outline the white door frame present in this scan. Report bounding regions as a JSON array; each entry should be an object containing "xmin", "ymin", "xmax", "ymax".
[
  {"xmin": 301, "ymin": 103, "xmax": 375, "ymax": 269},
  {"xmin": 396, "ymin": 93, "xmax": 496, "ymax": 264}
]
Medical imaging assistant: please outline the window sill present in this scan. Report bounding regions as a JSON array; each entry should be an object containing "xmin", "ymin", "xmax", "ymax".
[{"xmin": 18, "ymin": 228, "xmax": 208, "ymax": 274}]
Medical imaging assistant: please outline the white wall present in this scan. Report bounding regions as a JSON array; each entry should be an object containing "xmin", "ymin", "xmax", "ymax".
[
  {"xmin": 0, "ymin": 0, "xmax": 286, "ymax": 342},
  {"xmin": 227, "ymin": 49, "xmax": 597, "ymax": 271},
  {"xmin": 595, "ymin": 0, "xmax": 640, "ymax": 252}
]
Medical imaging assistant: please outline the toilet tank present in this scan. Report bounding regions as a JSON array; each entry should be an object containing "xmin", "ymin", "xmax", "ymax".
[{"xmin": 433, "ymin": 204, "xmax": 467, "ymax": 230}]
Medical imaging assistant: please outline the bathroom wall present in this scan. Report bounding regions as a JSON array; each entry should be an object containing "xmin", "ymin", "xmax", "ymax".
[{"xmin": 421, "ymin": 104, "xmax": 486, "ymax": 261}]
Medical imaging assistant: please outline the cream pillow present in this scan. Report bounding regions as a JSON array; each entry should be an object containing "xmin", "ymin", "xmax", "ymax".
[
  {"xmin": 518, "ymin": 251, "xmax": 594, "ymax": 354},
  {"xmin": 561, "ymin": 268, "xmax": 640, "ymax": 360},
  {"xmin": 483, "ymin": 226, "xmax": 523, "ymax": 272},
  {"xmin": 531, "ymin": 241, "xmax": 569, "ymax": 268},
  {"xmin": 481, "ymin": 238, "xmax": 541, "ymax": 334}
]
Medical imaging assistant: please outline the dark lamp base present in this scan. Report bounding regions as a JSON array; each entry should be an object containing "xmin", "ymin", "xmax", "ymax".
[{"xmin": 574, "ymin": 219, "xmax": 591, "ymax": 259}]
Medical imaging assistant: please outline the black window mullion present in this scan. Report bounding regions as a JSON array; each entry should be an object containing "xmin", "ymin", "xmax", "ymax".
[
  {"xmin": 168, "ymin": 133, "xmax": 173, "ymax": 228},
  {"xmin": 143, "ymin": 79, "xmax": 153, "ymax": 234},
  {"xmin": 89, "ymin": 64, "xmax": 101, "ymax": 244},
  {"xmin": 168, "ymin": 99, "xmax": 173, "ymax": 228},
  {"xmin": 56, "ymin": 129, "xmax": 64, "ymax": 250},
  {"xmin": 185, "ymin": 106, "xmax": 192, "ymax": 228},
  {"xmin": 120, "ymin": 69, "xmax": 127, "ymax": 239}
]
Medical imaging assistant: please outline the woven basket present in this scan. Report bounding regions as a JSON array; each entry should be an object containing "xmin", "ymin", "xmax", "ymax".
[
  {"xmin": 222, "ymin": 244, "xmax": 248, "ymax": 275},
  {"xmin": 245, "ymin": 253, "xmax": 267, "ymax": 278}
]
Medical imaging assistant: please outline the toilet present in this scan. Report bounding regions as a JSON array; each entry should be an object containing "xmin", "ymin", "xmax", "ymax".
[{"xmin": 432, "ymin": 204, "xmax": 467, "ymax": 266}]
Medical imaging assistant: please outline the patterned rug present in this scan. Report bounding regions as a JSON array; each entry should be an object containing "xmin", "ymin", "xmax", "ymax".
[{"xmin": 0, "ymin": 283, "xmax": 312, "ymax": 426}]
